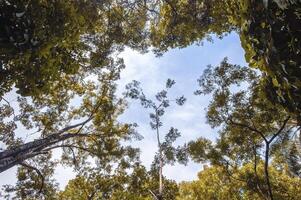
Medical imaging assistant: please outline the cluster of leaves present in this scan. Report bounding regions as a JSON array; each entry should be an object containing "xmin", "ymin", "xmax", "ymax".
[
  {"xmin": 187, "ymin": 58, "xmax": 301, "ymax": 200},
  {"xmin": 147, "ymin": 0, "xmax": 301, "ymax": 118},
  {"xmin": 0, "ymin": 0, "xmax": 148, "ymax": 96},
  {"xmin": 58, "ymin": 162, "xmax": 179, "ymax": 200},
  {"xmin": 148, "ymin": 0, "xmax": 234, "ymax": 53},
  {"xmin": 177, "ymin": 162, "xmax": 301, "ymax": 200},
  {"xmin": 3, "ymin": 154, "xmax": 58, "ymax": 199},
  {"xmin": 0, "ymin": 1, "xmax": 150, "ymax": 198},
  {"xmin": 0, "ymin": 1, "xmax": 300, "ymax": 199},
  {"xmin": 237, "ymin": 0, "xmax": 301, "ymax": 118},
  {"xmin": 125, "ymin": 79, "xmax": 187, "ymax": 199}
]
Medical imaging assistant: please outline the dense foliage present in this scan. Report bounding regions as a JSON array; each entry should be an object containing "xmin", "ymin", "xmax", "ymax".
[
  {"xmin": 149, "ymin": 0, "xmax": 301, "ymax": 118},
  {"xmin": 0, "ymin": 0, "xmax": 147, "ymax": 96},
  {"xmin": 188, "ymin": 58, "xmax": 300, "ymax": 200},
  {"xmin": 0, "ymin": 0, "xmax": 300, "ymax": 200},
  {"xmin": 177, "ymin": 163, "xmax": 301, "ymax": 200}
]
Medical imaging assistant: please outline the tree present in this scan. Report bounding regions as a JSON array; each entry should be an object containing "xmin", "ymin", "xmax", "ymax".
[
  {"xmin": 125, "ymin": 79, "xmax": 187, "ymax": 199},
  {"xmin": 238, "ymin": 0, "xmax": 301, "ymax": 119},
  {"xmin": 147, "ymin": 0, "xmax": 301, "ymax": 118},
  {"xmin": 189, "ymin": 58, "xmax": 300, "ymax": 200},
  {"xmin": 177, "ymin": 163, "xmax": 301, "ymax": 200},
  {"xmin": 2, "ymin": 154, "xmax": 58, "ymax": 200},
  {"xmin": 0, "ymin": 0, "xmax": 148, "ymax": 97},
  {"xmin": 287, "ymin": 141, "xmax": 301, "ymax": 177},
  {"xmin": 58, "ymin": 162, "xmax": 179, "ymax": 200},
  {"xmin": 0, "ymin": 56, "xmax": 144, "ymax": 199},
  {"xmin": 0, "ymin": 0, "xmax": 149, "ymax": 194}
]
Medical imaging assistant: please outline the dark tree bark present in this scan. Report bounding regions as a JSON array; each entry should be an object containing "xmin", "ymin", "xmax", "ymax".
[{"xmin": 0, "ymin": 118, "xmax": 92, "ymax": 173}]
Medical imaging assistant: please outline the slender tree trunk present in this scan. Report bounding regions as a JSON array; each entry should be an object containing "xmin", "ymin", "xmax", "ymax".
[
  {"xmin": 156, "ymin": 111, "xmax": 163, "ymax": 200},
  {"xmin": 253, "ymin": 145, "xmax": 268, "ymax": 200},
  {"xmin": 157, "ymin": 133, "xmax": 163, "ymax": 200},
  {"xmin": 264, "ymin": 143, "xmax": 274, "ymax": 200},
  {"xmin": 159, "ymin": 149, "xmax": 163, "ymax": 200}
]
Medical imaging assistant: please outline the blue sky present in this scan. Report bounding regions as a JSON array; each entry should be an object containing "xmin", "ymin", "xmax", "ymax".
[
  {"xmin": 116, "ymin": 33, "xmax": 247, "ymax": 182},
  {"xmin": 0, "ymin": 33, "xmax": 247, "ymax": 190}
]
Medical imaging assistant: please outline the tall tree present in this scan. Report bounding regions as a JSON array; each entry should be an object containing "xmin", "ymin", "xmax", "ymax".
[
  {"xmin": 189, "ymin": 58, "xmax": 299, "ymax": 200},
  {"xmin": 0, "ymin": 0, "xmax": 148, "ymax": 194},
  {"xmin": 0, "ymin": 0, "xmax": 148, "ymax": 96},
  {"xmin": 58, "ymin": 162, "xmax": 179, "ymax": 200},
  {"xmin": 147, "ymin": 0, "xmax": 301, "ymax": 118},
  {"xmin": 125, "ymin": 79, "xmax": 187, "ymax": 199},
  {"xmin": 287, "ymin": 141, "xmax": 301, "ymax": 177},
  {"xmin": 0, "ymin": 57, "xmax": 143, "ymax": 198},
  {"xmin": 177, "ymin": 163, "xmax": 301, "ymax": 200}
]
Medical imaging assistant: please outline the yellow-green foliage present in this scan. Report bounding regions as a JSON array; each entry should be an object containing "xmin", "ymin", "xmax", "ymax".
[{"xmin": 177, "ymin": 163, "xmax": 301, "ymax": 200}]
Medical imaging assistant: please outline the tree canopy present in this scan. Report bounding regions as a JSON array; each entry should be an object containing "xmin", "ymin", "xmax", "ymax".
[
  {"xmin": 0, "ymin": 0, "xmax": 300, "ymax": 199},
  {"xmin": 177, "ymin": 163, "xmax": 301, "ymax": 200},
  {"xmin": 0, "ymin": 0, "xmax": 148, "ymax": 96},
  {"xmin": 188, "ymin": 58, "xmax": 301, "ymax": 200},
  {"xmin": 148, "ymin": 0, "xmax": 301, "ymax": 118},
  {"xmin": 1, "ymin": 0, "xmax": 300, "ymax": 116}
]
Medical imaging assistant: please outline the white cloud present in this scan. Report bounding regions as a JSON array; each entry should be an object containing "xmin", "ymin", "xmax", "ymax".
[
  {"xmin": 117, "ymin": 48, "xmax": 167, "ymax": 96},
  {"xmin": 0, "ymin": 33, "xmax": 247, "ymax": 191},
  {"xmin": 117, "ymin": 33, "xmax": 245, "ymax": 183},
  {"xmin": 164, "ymin": 162, "xmax": 202, "ymax": 182}
]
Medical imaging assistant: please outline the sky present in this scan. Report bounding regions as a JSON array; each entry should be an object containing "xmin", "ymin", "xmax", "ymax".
[
  {"xmin": 116, "ymin": 33, "xmax": 247, "ymax": 183},
  {"xmin": 0, "ymin": 33, "xmax": 247, "ymax": 191}
]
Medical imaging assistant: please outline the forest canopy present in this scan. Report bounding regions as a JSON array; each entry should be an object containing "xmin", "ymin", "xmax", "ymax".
[{"xmin": 0, "ymin": 0, "xmax": 300, "ymax": 200}]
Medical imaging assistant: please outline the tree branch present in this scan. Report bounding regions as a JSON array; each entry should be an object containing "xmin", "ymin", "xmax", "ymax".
[
  {"xmin": 43, "ymin": 143, "xmax": 98, "ymax": 157},
  {"xmin": 20, "ymin": 162, "xmax": 44, "ymax": 193},
  {"xmin": 56, "ymin": 117, "xmax": 93, "ymax": 135},
  {"xmin": 228, "ymin": 118, "xmax": 268, "ymax": 143},
  {"xmin": 268, "ymin": 116, "xmax": 290, "ymax": 144},
  {"xmin": 149, "ymin": 189, "xmax": 159, "ymax": 200},
  {"xmin": 264, "ymin": 143, "xmax": 273, "ymax": 200},
  {"xmin": 252, "ymin": 144, "xmax": 268, "ymax": 200}
]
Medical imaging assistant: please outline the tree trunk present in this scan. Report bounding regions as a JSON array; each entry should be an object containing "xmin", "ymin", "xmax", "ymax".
[
  {"xmin": 0, "ymin": 132, "xmax": 80, "ymax": 173},
  {"xmin": 264, "ymin": 143, "xmax": 274, "ymax": 200},
  {"xmin": 159, "ymin": 149, "xmax": 163, "ymax": 199},
  {"xmin": 156, "ymin": 111, "xmax": 163, "ymax": 200}
]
